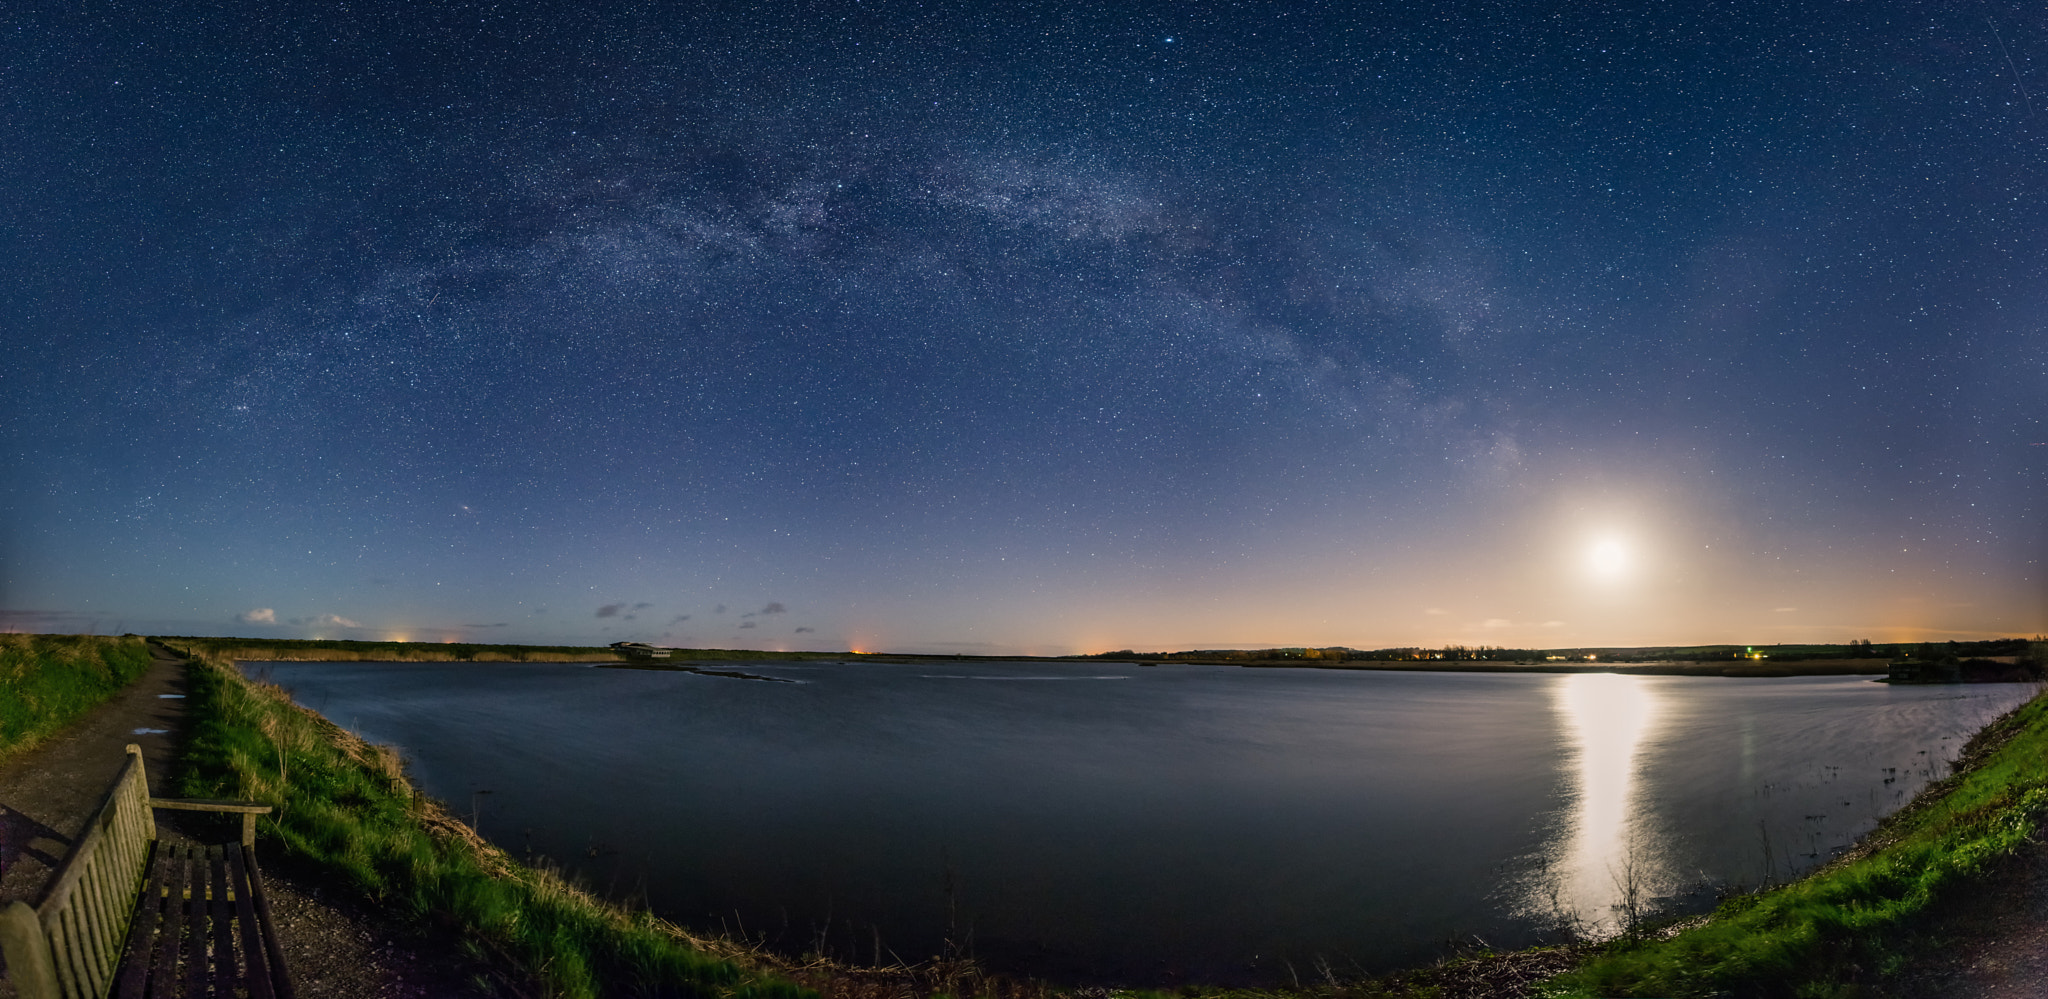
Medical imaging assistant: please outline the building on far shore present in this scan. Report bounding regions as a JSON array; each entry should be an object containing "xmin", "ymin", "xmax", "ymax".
[{"xmin": 609, "ymin": 641, "xmax": 673, "ymax": 659}]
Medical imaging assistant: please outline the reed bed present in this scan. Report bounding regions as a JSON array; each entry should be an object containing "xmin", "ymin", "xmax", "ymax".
[{"xmin": 0, "ymin": 633, "xmax": 151, "ymax": 761}]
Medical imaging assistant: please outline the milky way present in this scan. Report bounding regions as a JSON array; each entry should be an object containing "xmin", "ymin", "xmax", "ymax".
[{"xmin": 5, "ymin": 1, "xmax": 2044, "ymax": 651}]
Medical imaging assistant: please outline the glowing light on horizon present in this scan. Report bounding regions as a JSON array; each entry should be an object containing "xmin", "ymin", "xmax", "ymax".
[{"xmin": 1550, "ymin": 672, "xmax": 1664, "ymax": 935}]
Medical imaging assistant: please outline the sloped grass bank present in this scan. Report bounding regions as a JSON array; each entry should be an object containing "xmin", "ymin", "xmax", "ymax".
[
  {"xmin": 169, "ymin": 645, "xmax": 813, "ymax": 999},
  {"xmin": 0, "ymin": 633, "xmax": 151, "ymax": 761},
  {"xmin": 1541, "ymin": 687, "xmax": 2048, "ymax": 998}
]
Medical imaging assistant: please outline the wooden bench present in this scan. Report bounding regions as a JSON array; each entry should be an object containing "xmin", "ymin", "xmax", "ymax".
[{"xmin": 0, "ymin": 745, "xmax": 295, "ymax": 999}]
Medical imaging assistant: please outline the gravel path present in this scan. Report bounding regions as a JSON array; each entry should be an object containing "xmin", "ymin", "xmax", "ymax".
[{"xmin": 0, "ymin": 643, "xmax": 491, "ymax": 999}]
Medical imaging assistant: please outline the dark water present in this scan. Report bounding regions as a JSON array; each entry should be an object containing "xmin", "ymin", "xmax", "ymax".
[{"xmin": 251, "ymin": 660, "xmax": 2034, "ymax": 984}]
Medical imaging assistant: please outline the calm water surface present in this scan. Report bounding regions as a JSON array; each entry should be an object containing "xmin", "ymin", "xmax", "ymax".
[{"xmin": 251, "ymin": 660, "xmax": 2034, "ymax": 983}]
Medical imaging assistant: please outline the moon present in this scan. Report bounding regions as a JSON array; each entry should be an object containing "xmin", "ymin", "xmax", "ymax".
[{"xmin": 1586, "ymin": 536, "xmax": 1631, "ymax": 582}]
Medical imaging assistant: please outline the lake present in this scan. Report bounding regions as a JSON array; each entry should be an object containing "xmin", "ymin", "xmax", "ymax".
[{"xmin": 248, "ymin": 659, "xmax": 2035, "ymax": 984}]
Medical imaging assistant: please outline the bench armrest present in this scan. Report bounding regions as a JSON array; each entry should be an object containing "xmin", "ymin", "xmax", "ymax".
[
  {"xmin": 147, "ymin": 798, "xmax": 273, "ymax": 814},
  {"xmin": 148, "ymin": 798, "xmax": 273, "ymax": 847}
]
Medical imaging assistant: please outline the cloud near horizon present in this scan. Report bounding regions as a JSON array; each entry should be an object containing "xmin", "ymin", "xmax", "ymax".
[
  {"xmin": 236, "ymin": 608, "xmax": 276, "ymax": 624},
  {"xmin": 596, "ymin": 603, "xmax": 624, "ymax": 618}
]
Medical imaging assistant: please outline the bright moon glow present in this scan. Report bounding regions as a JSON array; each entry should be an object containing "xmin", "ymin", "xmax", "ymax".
[{"xmin": 1585, "ymin": 536, "xmax": 1632, "ymax": 582}]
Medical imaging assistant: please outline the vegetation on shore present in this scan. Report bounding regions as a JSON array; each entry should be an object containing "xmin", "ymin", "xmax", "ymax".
[
  {"xmin": 1539, "ymin": 677, "xmax": 2048, "ymax": 998},
  {"xmin": 0, "ymin": 633, "xmax": 151, "ymax": 761},
  {"xmin": 167, "ymin": 642, "xmax": 814, "ymax": 999}
]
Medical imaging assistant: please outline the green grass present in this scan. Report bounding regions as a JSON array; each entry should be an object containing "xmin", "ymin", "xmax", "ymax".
[
  {"xmin": 0, "ymin": 633, "xmax": 152, "ymax": 761},
  {"xmin": 1538, "ymin": 687, "xmax": 2048, "ymax": 998},
  {"xmin": 169, "ymin": 644, "xmax": 815, "ymax": 999}
]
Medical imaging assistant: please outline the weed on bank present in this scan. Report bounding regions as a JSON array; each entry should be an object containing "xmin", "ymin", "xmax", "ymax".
[{"xmin": 0, "ymin": 633, "xmax": 151, "ymax": 761}]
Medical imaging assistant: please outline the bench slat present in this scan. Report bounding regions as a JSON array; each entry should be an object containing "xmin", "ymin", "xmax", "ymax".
[
  {"xmin": 89, "ymin": 816, "xmax": 128, "ymax": 994},
  {"xmin": 78, "ymin": 842, "xmax": 113, "ymax": 998},
  {"xmin": 150, "ymin": 844, "xmax": 187, "ymax": 998},
  {"xmin": 53, "ymin": 904, "xmax": 88, "ymax": 998},
  {"xmin": 211, "ymin": 845, "xmax": 236, "ymax": 998},
  {"xmin": 244, "ymin": 850, "xmax": 295, "ymax": 999},
  {"xmin": 114, "ymin": 841, "xmax": 163, "ymax": 999},
  {"xmin": 225, "ymin": 843, "xmax": 276, "ymax": 999},
  {"xmin": 37, "ymin": 752, "xmax": 139, "ymax": 919},
  {"xmin": 182, "ymin": 844, "xmax": 207, "ymax": 999}
]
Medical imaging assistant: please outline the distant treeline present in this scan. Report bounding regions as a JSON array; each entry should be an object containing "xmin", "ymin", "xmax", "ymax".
[
  {"xmin": 158, "ymin": 636, "xmax": 866, "ymax": 664},
  {"xmin": 158, "ymin": 636, "xmax": 621, "ymax": 662},
  {"xmin": 1084, "ymin": 638, "xmax": 2043, "ymax": 664}
]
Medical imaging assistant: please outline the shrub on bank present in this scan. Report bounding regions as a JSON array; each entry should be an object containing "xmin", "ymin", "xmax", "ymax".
[
  {"xmin": 169, "ymin": 645, "xmax": 813, "ymax": 999},
  {"xmin": 1540, "ymin": 690, "xmax": 2048, "ymax": 998},
  {"xmin": 0, "ymin": 633, "xmax": 152, "ymax": 760}
]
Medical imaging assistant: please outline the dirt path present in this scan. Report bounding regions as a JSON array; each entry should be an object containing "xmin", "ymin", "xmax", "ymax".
[
  {"xmin": 0, "ymin": 643, "xmax": 490, "ymax": 999},
  {"xmin": 1889, "ymin": 835, "xmax": 2048, "ymax": 997}
]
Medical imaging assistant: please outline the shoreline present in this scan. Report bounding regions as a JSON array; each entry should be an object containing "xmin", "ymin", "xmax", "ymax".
[{"xmin": 174, "ymin": 635, "xmax": 2048, "ymax": 997}]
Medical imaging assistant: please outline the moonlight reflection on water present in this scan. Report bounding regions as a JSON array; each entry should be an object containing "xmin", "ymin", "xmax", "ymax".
[{"xmin": 1554, "ymin": 673, "xmax": 1664, "ymax": 933}]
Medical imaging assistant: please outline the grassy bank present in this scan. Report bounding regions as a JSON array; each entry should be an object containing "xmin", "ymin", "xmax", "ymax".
[
  {"xmin": 0, "ymin": 633, "xmax": 152, "ymax": 761},
  {"xmin": 1539, "ymin": 685, "xmax": 2048, "ymax": 998},
  {"xmin": 168, "ymin": 643, "xmax": 816, "ymax": 999}
]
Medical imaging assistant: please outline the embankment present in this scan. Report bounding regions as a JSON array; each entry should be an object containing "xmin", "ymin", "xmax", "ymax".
[
  {"xmin": 1538, "ymin": 686, "xmax": 2048, "ymax": 997},
  {"xmin": 167, "ymin": 643, "xmax": 811, "ymax": 999},
  {"xmin": 0, "ymin": 634, "xmax": 152, "ymax": 762}
]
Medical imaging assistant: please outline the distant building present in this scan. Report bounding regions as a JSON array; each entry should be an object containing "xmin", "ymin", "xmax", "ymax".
[{"xmin": 609, "ymin": 642, "xmax": 672, "ymax": 659}]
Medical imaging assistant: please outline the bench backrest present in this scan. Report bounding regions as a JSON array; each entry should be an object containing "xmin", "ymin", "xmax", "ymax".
[{"xmin": 0, "ymin": 744, "xmax": 157, "ymax": 999}]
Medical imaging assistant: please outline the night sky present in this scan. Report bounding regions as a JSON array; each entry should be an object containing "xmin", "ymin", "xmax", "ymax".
[{"xmin": 5, "ymin": 1, "xmax": 2045, "ymax": 653}]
